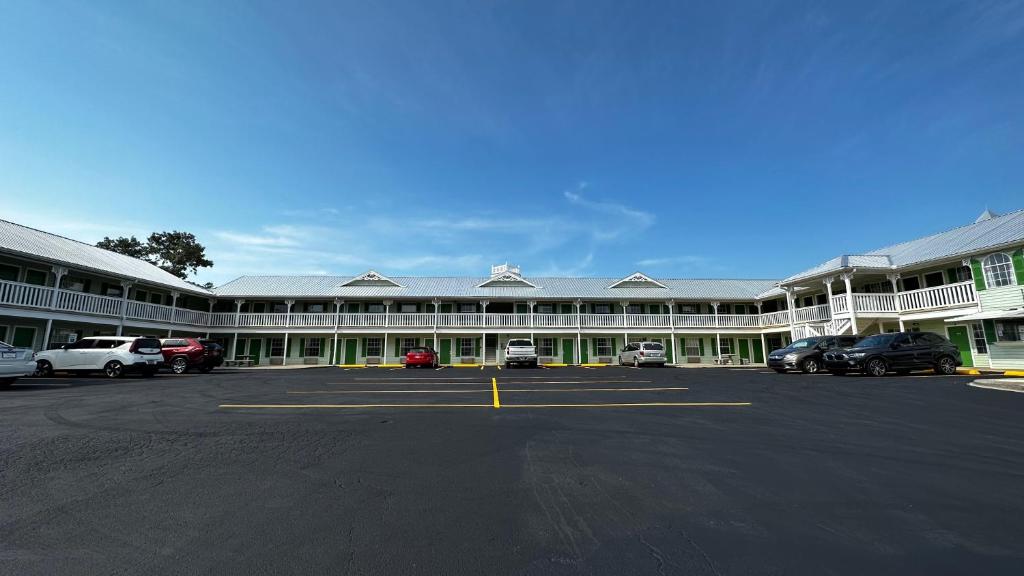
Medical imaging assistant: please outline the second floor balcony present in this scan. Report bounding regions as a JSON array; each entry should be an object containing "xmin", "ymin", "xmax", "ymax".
[{"xmin": 828, "ymin": 281, "xmax": 978, "ymax": 316}]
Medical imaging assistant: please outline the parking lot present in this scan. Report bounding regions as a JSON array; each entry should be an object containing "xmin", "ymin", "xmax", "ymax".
[{"xmin": 3, "ymin": 366, "xmax": 1024, "ymax": 575}]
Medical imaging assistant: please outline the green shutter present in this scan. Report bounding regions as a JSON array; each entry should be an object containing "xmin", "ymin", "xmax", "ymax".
[
  {"xmin": 1013, "ymin": 250, "xmax": 1024, "ymax": 285},
  {"xmin": 455, "ymin": 338, "xmax": 462, "ymax": 357},
  {"xmin": 698, "ymin": 338, "xmax": 705, "ymax": 356},
  {"xmin": 946, "ymin": 268, "xmax": 959, "ymax": 284},
  {"xmin": 983, "ymin": 319, "xmax": 997, "ymax": 343},
  {"xmin": 475, "ymin": 338, "xmax": 481, "ymax": 357},
  {"xmin": 298, "ymin": 338, "xmax": 305, "ymax": 357},
  {"xmin": 394, "ymin": 338, "xmax": 401, "ymax": 357},
  {"xmin": 610, "ymin": 337, "xmax": 617, "ymax": 354},
  {"xmin": 319, "ymin": 338, "xmax": 326, "ymax": 357},
  {"xmin": 970, "ymin": 259, "xmax": 986, "ymax": 291},
  {"xmin": 361, "ymin": 338, "xmax": 367, "ymax": 357}
]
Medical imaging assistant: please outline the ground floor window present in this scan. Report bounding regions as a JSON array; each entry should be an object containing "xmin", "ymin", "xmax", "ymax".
[
  {"xmin": 400, "ymin": 337, "xmax": 417, "ymax": 355},
  {"xmin": 365, "ymin": 338, "xmax": 382, "ymax": 357},
  {"xmin": 685, "ymin": 338, "xmax": 701, "ymax": 357},
  {"xmin": 304, "ymin": 338, "xmax": 321, "ymax": 357},
  {"xmin": 538, "ymin": 338, "xmax": 555, "ymax": 356},
  {"xmin": 594, "ymin": 338, "xmax": 612, "ymax": 356},
  {"xmin": 718, "ymin": 338, "xmax": 732, "ymax": 355},
  {"xmin": 459, "ymin": 338, "xmax": 475, "ymax": 357},
  {"xmin": 971, "ymin": 323, "xmax": 988, "ymax": 353},
  {"xmin": 269, "ymin": 338, "xmax": 285, "ymax": 356},
  {"xmin": 995, "ymin": 320, "xmax": 1024, "ymax": 342},
  {"xmin": 235, "ymin": 338, "xmax": 248, "ymax": 357}
]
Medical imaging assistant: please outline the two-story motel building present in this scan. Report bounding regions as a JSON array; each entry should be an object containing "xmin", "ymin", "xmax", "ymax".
[{"xmin": 2, "ymin": 209, "xmax": 1024, "ymax": 370}]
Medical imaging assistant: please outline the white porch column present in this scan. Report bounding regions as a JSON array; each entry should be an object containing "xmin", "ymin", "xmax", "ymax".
[
  {"xmin": 431, "ymin": 298, "xmax": 440, "ymax": 352},
  {"xmin": 842, "ymin": 273, "xmax": 859, "ymax": 335},
  {"xmin": 783, "ymin": 288, "xmax": 797, "ymax": 339},
  {"xmin": 232, "ymin": 299, "xmax": 244, "ymax": 361},
  {"xmin": 282, "ymin": 300, "xmax": 294, "ymax": 366},
  {"xmin": 116, "ymin": 280, "xmax": 133, "ymax": 336},
  {"xmin": 527, "ymin": 300, "xmax": 536, "ymax": 342},
  {"xmin": 232, "ymin": 333, "xmax": 239, "ymax": 360},
  {"xmin": 667, "ymin": 300, "xmax": 677, "ymax": 365},
  {"xmin": 166, "ymin": 291, "xmax": 181, "ymax": 337},
  {"xmin": 42, "ymin": 266, "xmax": 68, "ymax": 348},
  {"xmin": 331, "ymin": 299, "xmax": 342, "ymax": 364},
  {"xmin": 711, "ymin": 301, "xmax": 721, "ymax": 364},
  {"xmin": 575, "ymin": 299, "xmax": 582, "ymax": 365},
  {"xmin": 383, "ymin": 300, "xmax": 393, "ymax": 365},
  {"xmin": 620, "ymin": 301, "xmax": 630, "ymax": 349},
  {"xmin": 760, "ymin": 332, "xmax": 768, "ymax": 366},
  {"xmin": 822, "ymin": 277, "xmax": 835, "ymax": 333},
  {"xmin": 205, "ymin": 298, "xmax": 216, "ymax": 339},
  {"xmin": 887, "ymin": 273, "xmax": 906, "ymax": 331},
  {"xmin": 479, "ymin": 300, "xmax": 489, "ymax": 365}
]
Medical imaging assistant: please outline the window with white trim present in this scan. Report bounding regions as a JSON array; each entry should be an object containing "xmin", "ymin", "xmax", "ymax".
[
  {"xmin": 459, "ymin": 338, "xmax": 475, "ymax": 357},
  {"xmin": 951, "ymin": 265, "xmax": 972, "ymax": 283},
  {"xmin": 538, "ymin": 338, "xmax": 555, "ymax": 356},
  {"xmin": 304, "ymin": 338, "xmax": 321, "ymax": 357},
  {"xmin": 537, "ymin": 304, "xmax": 554, "ymax": 314},
  {"xmin": 685, "ymin": 338, "xmax": 701, "ymax": 357},
  {"xmin": 625, "ymin": 304, "xmax": 641, "ymax": 314},
  {"xmin": 983, "ymin": 253, "xmax": 1016, "ymax": 288},
  {"xmin": 593, "ymin": 304, "xmax": 612, "ymax": 314},
  {"xmin": 364, "ymin": 338, "xmax": 382, "ymax": 356},
  {"xmin": 458, "ymin": 303, "xmax": 477, "ymax": 313},
  {"xmin": 399, "ymin": 303, "xmax": 417, "ymax": 313},
  {"xmin": 971, "ymin": 323, "xmax": 988, "ymax": 353},
  {"xmin": 269, "ymin": 338, "xmax": 285, "ymax": 357},
  {"xmin": 679, "ymin": 303, "xmax": 699, "ymax": 314},
  {"xmin": 718, "ymin": 338, "xmax": 732, "ymax": 355},
  {"xmin": 272, "ymin": 303, "xmax": 288, "ymax": 313},
  {"xmin": 994, "ymin": 320, "xmax": 1024, "ymax": 342},
  {"xmin": 367, "ymin": 304, "xmax": 385, "ymax": 313},
  {"xmin": 306, "ymin": 303, "xmax": 325, "ymax": 313},
  {"xmin": 400, "ymin": 338, "xmax": 417, "ymax": 355},
  {"xmin": 594, "ymin": 338, "xmax": 612, "ymax": 356}
]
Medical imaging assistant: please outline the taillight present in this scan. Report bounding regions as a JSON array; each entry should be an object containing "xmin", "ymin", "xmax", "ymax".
[{"xmin": 639, "ymin": 350, "xmax": 645, "ymax": 356}]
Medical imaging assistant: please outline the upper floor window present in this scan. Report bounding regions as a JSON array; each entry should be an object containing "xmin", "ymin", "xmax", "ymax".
[
  {"xmin": 678, "ymin": 303, "xmax": 699, "ymax": 314},
  {"xmin": 983, "ymin": 253, "xmax": 1016, "ymax": 288},
  {"xmin": 399, "ymin": 303, "xmax": 418, "ymax": 313},
  {"xmin": 306, "ymin": 303, "xmax": 325, "ymax": 313},
  {"xmin": 366, "ymin": 303, "xmax": 385, "ymax": 313},
  {"xmin": 625, "ymin": 305, "xmax": 641, "ymax": 314},
  {"xmin": 458, "ymin": 303, "xmax": 476, "ymax": 313},
  {"xmin": 537, "ymin": 304, "xmax": 554, "ymax": 314},
  {"xmin": 593, "ymin": 304, "xmax": 612, "ymax": 314}
]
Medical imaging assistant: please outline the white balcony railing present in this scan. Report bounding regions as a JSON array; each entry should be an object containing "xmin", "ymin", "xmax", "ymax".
[
  {"xmin": 125, "ymin": 300, "xmax": 174, "ymax": 323},
  {"xmin": 853, "ymin": 293, "xmax": 897, "ymax": 313},
  {"xmin": 760, "ymin": 310, "xmax": 790, "ymax": 327},
  {"xmin": 792, "ymin": 304, "xmax": 830, "ymax": 324},
  {"xmin": 899, "ymin": 281, "xmax": 977, "ymax": 312},
  {"xmin": 534, "ymin": 314, "xmax": 578, "ymax": 328},
  {"xmin": 55, "ymin": 289, "xmax": 122, "ymax": 317},
  {"xmin": 208, "ymin": 312, "xmax": 237, "ymax": 327},
  {"xmin": 0, "ymin": 279, "xmax": 52, "ymax": 309},
  {"xmin": 717, "ymin": 314, "xmax": 763, "ymax": 328},
  {"xmin": 485, "ymin": 313, "xmax": 533, "ymax": 328},
  {"xmin": 831, "ymin": 294, "xmax": 849, "ymax": 314}
]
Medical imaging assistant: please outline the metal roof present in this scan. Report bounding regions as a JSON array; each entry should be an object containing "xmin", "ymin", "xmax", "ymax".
[
  {"xmin": 782, "ymin": 209, "xmax": 1024, "ymax": 284},
  {"xmin": 0, "ymin": 219, "xmax": 211, "ymax": 295},
  {"xmin": 213, "ymin": 275, "xmax": 780, "ymax": 301}
]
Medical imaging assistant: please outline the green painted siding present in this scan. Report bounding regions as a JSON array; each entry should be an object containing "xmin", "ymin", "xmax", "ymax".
[
  {"xmin": 738, "ymin": 339, "xmax": 750, "ymax": 361},
  {"xmin": 698, "ymin": 338, "xmax": 705, "ymax": 356},
  {"xmin": 1014, "ymin": 249, "xmax": 1024, "ymax": 285},
  {"xmin": 983, "ymin": 320, "xmax": 997, "ymax": 344},
  {"xmin": 970, "ymin": 259, "xmax": 986, "ymax": 291}
]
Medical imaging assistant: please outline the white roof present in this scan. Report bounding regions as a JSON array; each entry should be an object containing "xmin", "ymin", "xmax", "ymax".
[
  {"xmin": 783, "ymin": 209, "xmax": 1024, "ymax": 284},
  {"xmin": 213, "ymin": 275, "xmax": 780, "ymax": 301},
  {"xmin": 0, "ymin": 220, "xmax": 211, "ymax": 295}
]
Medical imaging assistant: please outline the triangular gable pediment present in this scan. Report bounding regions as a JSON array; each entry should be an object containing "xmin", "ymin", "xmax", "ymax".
[
  {"xmin": 477, "ymin": 272, "xmax": 537, "ymax": 288},
  {"xmin": 607, "ymin": 272, "xmax": 668, "ymax": 289},
  {"xmin": 338, "ymin": 270, "xmax": 403, "ymax": 287}
]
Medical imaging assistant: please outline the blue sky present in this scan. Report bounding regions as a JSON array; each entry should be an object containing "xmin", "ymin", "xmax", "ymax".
[{"xmin": 2, "ymin": 1, "xmax": 1023, "ymax": 286}]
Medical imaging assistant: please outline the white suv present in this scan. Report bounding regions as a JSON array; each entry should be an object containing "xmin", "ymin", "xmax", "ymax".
[
  {"xmin": 618, "ymin": 342, "xmax": 667, "ymax": 367},
  {"xmin": 35, "ymin": 336, "xmax": 163, "ymax": 378}
]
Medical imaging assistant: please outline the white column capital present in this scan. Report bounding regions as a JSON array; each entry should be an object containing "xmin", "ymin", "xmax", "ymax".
[
  {"xmin": 478, "ymin": 299, "xmax": 490, "ymax": 306},
  {"xmin": 886, "ymin": 272, "xmax": 901, "ymax": 283},
  {"xmin": 526, "ymin": 300, "xmax": 537, "ymax": 307},
  {"xmin": 170, "ymin": 290, "xmax": 181, "ymax": 299},
  {"xmin": 207, "ymin": 297, "xmax": 217, "ymax": 305},
  {"xmin": 234, "ymin": 298, "xmax": 246, "ymax": 306},
  {"xmin": 840, "ymin": 271, "xmax": 856, "ymax": 282},
  {"xmin": 666, "ymin": 299, "xmax": 675, "ymax": 306},
  {"xmin": 284, "ymin": 299, "xmax": 295, "ymax": 307},
  {"xmin": 822, "ymin": 276, "xmax": 835, "ymax": 285},
  {"xmin": 51, "ymin": 265, "xmax": 69, "ymax": 277},
  {"xmin": 334, "ymin": 298, "xmax": 344, "ymax": 305},
  {"xmin": 961, "ymin": 258, "xmax": 972, "ymax": 267},
  {"xmin": 710, "ymin": 301, "xmax": 720, "ymax": 309},
  {"xmin": 120, "ymin": 279, "xmax": 134, "ymax": 289}
]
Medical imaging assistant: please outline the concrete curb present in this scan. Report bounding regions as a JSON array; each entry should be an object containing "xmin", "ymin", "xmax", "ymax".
[{"xmin": 969, "ymin": 379, "xmax": 1024, "ymax": 393}]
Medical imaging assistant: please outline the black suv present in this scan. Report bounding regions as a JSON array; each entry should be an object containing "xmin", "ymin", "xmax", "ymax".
[
  {"xmin": 767, "ymin": 335, "xmax": 862, "ymax": 374},
  {"xmin": 823, "ymin": 331, "xmax": 961, "ymax": 377}
]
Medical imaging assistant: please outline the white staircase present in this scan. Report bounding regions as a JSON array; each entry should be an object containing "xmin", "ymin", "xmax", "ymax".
[{"xmin": 823, "ymin": 318, "xmax": 853, "ymax": 335}]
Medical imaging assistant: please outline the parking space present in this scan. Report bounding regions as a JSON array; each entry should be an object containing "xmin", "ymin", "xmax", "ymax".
[{"xmin": 4, "ymin": 366, "xmax": 1024, "ymax": 575}]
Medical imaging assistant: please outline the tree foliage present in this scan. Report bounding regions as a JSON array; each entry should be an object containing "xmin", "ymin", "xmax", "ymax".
[{"xmin": 97, "ymin": 231, "xmax": 214, "ymax": 281}]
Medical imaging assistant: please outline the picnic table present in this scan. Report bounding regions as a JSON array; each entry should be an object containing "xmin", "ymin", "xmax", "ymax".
[{"xmin": 225, "ymin": 355, "xmax": 255, "ymax": 368}]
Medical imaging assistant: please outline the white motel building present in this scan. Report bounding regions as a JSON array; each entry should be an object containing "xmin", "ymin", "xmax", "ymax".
[{"xmin": 1, "ymin": 209, "xmax": 1024, "ymax": 370}]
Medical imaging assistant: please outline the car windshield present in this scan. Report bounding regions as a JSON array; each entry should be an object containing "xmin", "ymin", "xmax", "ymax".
[
  {"xmin": 409, "ymin": 347, "xmax": 429, "ymax": 353},
  {"xmin": 787, "ymin": 338, "xmax": 820, "ymax": 349},
  {"xmin": 135, "ymin": 338, "xmax": 162, "ymax": 349},
  {"xmin": 508, "ymin": 340, "xmax": 532, "ymax": 346},
  {"xmin": 852, "ymin": 334, "xmax": 897, "ymax": 348}
]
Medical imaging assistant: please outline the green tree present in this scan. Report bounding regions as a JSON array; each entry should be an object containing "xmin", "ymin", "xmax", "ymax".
[{"xmin": 96, "ymin": 231, "xmax": 214, "ymax": 281}]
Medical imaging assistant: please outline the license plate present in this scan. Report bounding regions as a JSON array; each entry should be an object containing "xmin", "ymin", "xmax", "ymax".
[
  {"xmin": 1, "ymin": 352, "xmax": 15, "ymax": 359},
  {"xmin": 147, "ymin": 360, "xmax": 157, "ymax": 364}
]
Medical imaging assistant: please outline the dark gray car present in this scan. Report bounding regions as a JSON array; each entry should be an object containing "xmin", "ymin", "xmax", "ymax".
[{"xmin": 767, "ymin": 335, "xmax": 861, "ymax": 374}]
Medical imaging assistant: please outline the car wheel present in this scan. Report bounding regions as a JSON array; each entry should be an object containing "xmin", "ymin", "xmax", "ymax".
[
  {"xmin": 633, "ymin": 357, "xmax": 639, "ymax": 368},
  {"xmin": 104, "ymin": 361, "xmax": 125, "ymax": 379},
  {"xmin": 865, "ymin": 358, "xmax": 887, "ymax": 377},
  {"xmin": 773, "ymin": 368, "xmax": 787, "ymax": 374},
  {"xmin": 800, "ymin": 358, "xmax": 820, "ymax": 374},
  {"xmin": 171, "ymin": 357, "xmax": 189, "ymax": 374},
  {"xmin": 35, "ymin": 360, "xmax": 54, "ymax": 377},
  {"xmin": 935, "ymin": 355, "xmax": 957, "ymax": 375}
]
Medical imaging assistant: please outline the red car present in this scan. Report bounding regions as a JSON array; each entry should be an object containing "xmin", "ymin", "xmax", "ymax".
[
  {"xmin": 404, "ymin": 347, "xmax": 439, "ymax": 368},
  {"xmin": 159, "ymin": 337, "xmax": 225, "ymax": 374}
]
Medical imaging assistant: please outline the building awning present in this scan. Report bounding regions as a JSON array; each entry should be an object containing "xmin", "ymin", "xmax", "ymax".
[{"xmin": 945, "ymin": 309, "xmax": 1024, "ymax": 323}]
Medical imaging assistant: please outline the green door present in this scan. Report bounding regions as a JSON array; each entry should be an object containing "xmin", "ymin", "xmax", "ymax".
[
  {"xmin": 562, "ymin": 339, "xmax": 574, "ymax": 364},
  {"xmin": 580, "ymin": 339, "xmax": 589, "ymax": 364},
  {"xmin": 440, "ymin": 339, "xmax": 452, "ymax": 365},
  {"xmin": 12, "ymin": 327, "xmax": 35, "ymax": 348},
  {"xmin": 739, "ymin": 339, "xmax": 750, "ymax": 363},
  {"xmin": 753, "ymin": 339, "xmax": 764, "ymax": 363},
  {"xmin": 249, "ymin": 339, "xmax": 262, "ymax": 364},
  {"xmin": 344, "ymin": 339, "xmax": 357, "ymax": 364},
  {"xmin": 946, "ymin": 326, "xmax": 974, "ymax": 368}
]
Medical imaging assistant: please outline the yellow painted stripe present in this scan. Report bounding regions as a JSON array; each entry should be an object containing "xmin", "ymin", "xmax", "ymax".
[
  {"xmin": 1005, "ymin": 370, "xmax": 1024, "ymax": 377},
  {"xmin": 287, "ymin": 386, "xmax": 690, "ymax": 395},
  {"xmin": 581, "ymin": 363, "xmax": 608, "ymax": 367},
  {"xmin": 492, "ymin": 377, "xmax": 500, "ymax": 408},
  {"xmin": 957, "ymin": 368, "xmax": 981, "ymax": 375},
  {"xmin": 219, "ymin": 401, "xmax": 750, "ymax": 410},
  {"xmin": 543, "ymin": 363, "xmax": 567, "ymax": 367}
]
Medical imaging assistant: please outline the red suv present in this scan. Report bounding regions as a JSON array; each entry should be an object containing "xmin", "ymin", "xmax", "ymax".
[
  {"xmin": 404, "ymin": 347, "xmax": 438, "ymax": 368},
  {"xmin": 159, "ymin": 338, "xmax": 225, "ymax": 374}
]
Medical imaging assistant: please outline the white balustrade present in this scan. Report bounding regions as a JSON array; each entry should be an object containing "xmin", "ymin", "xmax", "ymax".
[
  {"xmin": 287, "ymin": 313, "xmax": 336, "ymax": 327},
  {"xmin": 581, "ymin": 314, "xmax": 621, "ymax": 328},
  {"xmin": 830, "ymin": 294, "xmax": 849, "ymax": 314},
  {"xmin": 759, "ymin": 310, "xmax": 789, "ymax": 327},
  {"xmin": 899, "ymin": 281, "xmax": 977, "ymax": 312},
  {"xmin": 0, "ymin": 279, "xmax": 52, "ymax": 309},
  {"xmin": 533, "ymin": 314, "xmax": 578, "ymax": 328},
  {"xmin": 792, "ymin": 304, "xmax": 830, "ymax": 324},
  {"xmin": 238, "ymin": 313, "xmax": 289, "ymax": 327},
  {"xmin": 208, "ymin": 312, "xmax": 237, "ymax": 327},
  {"xmin": 55, "ymin": 289, "xmax": 122, "ymax": 316},
  {"xmin": 340, "ymin": 313, "xmax": 387, "ymax": 327},
  {"xmin": 387, "ymin": 313, "xmax": 434, "ymax": 327},
  {"xmin": 852, "ymin": 293, "xmax": 897, "ymax": 313},
  {"xmin": 485, "ymin": 313, "xmax": 532, "ymax": 328},
  {"xmin": 125, "ymin": 300, "xmax": 174, "ymax": 322},
  {"xmin": 672, "ymin": 314, "xmax": 718, "ymax": 328},
  {"xmin": 717, "ymin": 314, "xmax": 763, "ymax": 328},
  {"xmin": 174, "ymin": 308, "xmax": 210, "ymax": 326}
]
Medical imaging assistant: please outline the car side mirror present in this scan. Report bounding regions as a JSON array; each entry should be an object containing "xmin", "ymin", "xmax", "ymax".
[{"xmin": 60, "ymin": 344, "xmax": 69, "ymax": 350}]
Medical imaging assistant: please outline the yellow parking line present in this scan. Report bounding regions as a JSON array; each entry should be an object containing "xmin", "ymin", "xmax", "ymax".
[
  {"xmin": 500, "ymin": 402, "xmax": 750, "ymax": 408},
  {"xmin": 288, "ymin": 386, "xmax": 687, "ymax": 394},
  {"xmin": 220, "ymin": 403, "xmax": 494, "ymax": 409},
  {"xmin": 492, "ymin": 377, "xmax": 500, "ymax": 408}
]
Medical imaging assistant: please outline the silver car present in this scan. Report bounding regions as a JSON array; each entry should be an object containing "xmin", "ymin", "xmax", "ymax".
[{"xmin": 618, "ymin": 342, "xmax": 667, "ymax": 367}]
